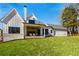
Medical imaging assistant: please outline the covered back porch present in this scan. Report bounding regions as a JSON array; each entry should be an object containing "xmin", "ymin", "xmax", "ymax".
[{"xmin": 24, "ymin": 23, "xmax": 48, "ymax": 38}]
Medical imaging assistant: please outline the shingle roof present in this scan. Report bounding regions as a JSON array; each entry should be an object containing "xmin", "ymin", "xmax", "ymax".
[
  {"xmin": 47, "ymin": 24, "xmax": 67, "ymax": 30},
  {"xmin": 27, "ymin": 13, "xmax": 38, "ymax": 20},
  {"xmin": 35, "ymin": 20, "xmax": 45, "ymax": 24},
  {"xmin": 1, "ymin": 8, "xmax": 24, "ymax": 24},
  {"xmin": 1, "ymin": 8, "xmax": 17, "ymax": 24}
]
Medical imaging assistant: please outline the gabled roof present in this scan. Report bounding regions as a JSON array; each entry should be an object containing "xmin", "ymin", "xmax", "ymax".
[
  {"xmin": 27, "ymin": 13, "xmax": 38, "ymax": 20},
  {"xmin": 47, "ymin": 24, "xmax": 67, "ymax": 30},
  {"xmin": 25, "ymin": 13, "xmax": 45, "ymax": 25},
  {"xmin": 0, "ymin": 8, "xmax": 46, "ymax": 26},
  {"xmin": 35, "ymin": 20, "xmax": 45, "ymax": 24},
  {"xmin": 1, "ymin": 8, "xmax": 23, "ymax": 24}
]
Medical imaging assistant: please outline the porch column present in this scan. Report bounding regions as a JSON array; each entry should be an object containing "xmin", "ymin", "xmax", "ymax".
[
  {"xmin": 24, "ymin": 24, "xmax": 26, "ymax": 39},
  {"xmin": 25, "ymin": 27, "xmax": 27, "ymax": 36},
  {"xmin": 44, "ymin": 28, "xmax": 45, "ymax": 37},
  {"xmin": 40, "ymin": 28, "xmax": 43, "ymax": 36},
  {"xmin": 24, "ymin": 24, "xmax": 27, "ymax": 39}
]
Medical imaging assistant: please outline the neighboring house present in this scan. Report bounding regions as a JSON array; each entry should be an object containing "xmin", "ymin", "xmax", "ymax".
[
  {"xmin": 47, "ymin": 24, "xmax": 67, "ymax": 36},
  {"xmin": 0, "ymin": 5, "xmax": 67, "ymax": 42}
]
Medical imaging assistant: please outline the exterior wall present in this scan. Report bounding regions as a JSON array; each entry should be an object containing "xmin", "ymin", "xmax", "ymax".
[
  {"xmin": 55, "ymin": 30, "xmax": 67, "ymax": 36},
  {"xmin": 3, "ymin": 13, "xmax": 24, "ymax": 41},
  {"xmin": 48, "ymin": 28, "xmax": 54, "ymax": 36},
  {"xmin": 44, "ymin": 27, "xmax": 54, "ymax": 36}
]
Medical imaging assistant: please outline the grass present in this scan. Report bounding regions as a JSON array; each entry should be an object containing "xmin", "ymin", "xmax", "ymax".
[{"xmin": 0, "ymin": 36, "xmax": 79, "ymax": 56}]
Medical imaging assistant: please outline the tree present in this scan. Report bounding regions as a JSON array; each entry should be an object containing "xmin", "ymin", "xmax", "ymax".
[{"xmin": 61, "ymin": 7, "xmax": 78, "ymax": 35}]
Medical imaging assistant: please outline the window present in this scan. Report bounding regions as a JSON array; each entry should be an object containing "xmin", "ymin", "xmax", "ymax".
[
  {"xmin": 8, "ymin": 27, "xmax": 20, "ymax": 34},
  {"xmin": 29, "ymin": 20, "xmax": 35, "ymax": 24}
]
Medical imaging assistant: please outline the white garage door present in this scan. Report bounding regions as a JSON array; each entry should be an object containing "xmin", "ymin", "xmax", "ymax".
[{"xmin": 55, "ymin": 30, "xmax": 67, "ymax": 36}]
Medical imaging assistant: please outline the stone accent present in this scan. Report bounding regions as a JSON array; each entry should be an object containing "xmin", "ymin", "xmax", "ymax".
[{"xmin": 3, "ymin": 34, "xmax": 24, "ymax": 42}]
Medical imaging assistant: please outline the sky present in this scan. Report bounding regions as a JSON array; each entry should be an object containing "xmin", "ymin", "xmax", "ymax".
[{"xmin": 0, "ymin": 3, "xmax": 65, "ymax": 28}]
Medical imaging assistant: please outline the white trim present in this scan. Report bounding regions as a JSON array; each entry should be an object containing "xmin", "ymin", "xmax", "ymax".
[{"xmin": 17, "ymin": 10, "xmax": 24, "ymax": 22}]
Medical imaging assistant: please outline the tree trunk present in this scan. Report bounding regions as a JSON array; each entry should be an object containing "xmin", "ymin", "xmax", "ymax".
[
  {"xmin": 67, "ymin": 26, "xmax": 72, "ymax": 36},
  {"xmin": 71, "ymin": 26, "xmax": 78, "ymax": 35},
  {"xmin": 72, "ymin": 26, "xmax": 74, "ymax": 35},
  {"xmin": 67, "ymin": 27, "xmax": 69, "ymax": 36},
  {"xmin": 76, "ymin": 26, "xmax": 78, "ymax": 34}
]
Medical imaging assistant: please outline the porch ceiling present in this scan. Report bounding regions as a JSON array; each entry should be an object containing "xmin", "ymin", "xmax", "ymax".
[{"xmin": 24, "ymin": 23, "xmax": 46, "ymax": 28}]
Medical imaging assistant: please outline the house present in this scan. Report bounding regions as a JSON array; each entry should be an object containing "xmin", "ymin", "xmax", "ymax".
[
  {"xmin": 0, "ymin": 6, "xmax": 51, "ymax": 42},
  {"xmin": 47, "ymin": 24, "xmax": 67, "ymax": 36},
  {"xmin": 0, "ymin": 5, "xmax": 67, "ymax": 42}
]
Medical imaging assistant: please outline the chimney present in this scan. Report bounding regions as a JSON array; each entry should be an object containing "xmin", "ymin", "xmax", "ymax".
[{"xmin": 24, "ymin": 5, "xmax": 27, "ymax": 21}]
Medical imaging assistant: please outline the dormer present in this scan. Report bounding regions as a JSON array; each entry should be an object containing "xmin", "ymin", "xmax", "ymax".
[{"xmin": 27, "ymin": 13, "xmax": 38, "ymax": 24}]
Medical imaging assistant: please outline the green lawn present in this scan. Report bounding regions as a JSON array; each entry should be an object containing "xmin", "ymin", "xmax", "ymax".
[{"xmin": 0, "ymin": 36, "xmax": 79, "ymax": 56}]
